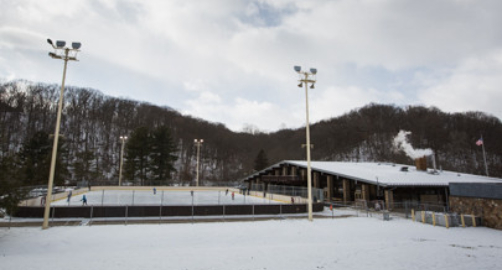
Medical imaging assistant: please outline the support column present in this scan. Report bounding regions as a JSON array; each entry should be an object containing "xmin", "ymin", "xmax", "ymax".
[
  {"xmin": 385, "ymin": 190, "xmax": 394, "ymax": 210},
  {"xmin": 327, "ymin": 175, "xmax": 333, "ymax": 202},
  {"xmin": 300, "ymin": 169, "xmax": 306, "ymax": 181},
  {"xmin": 275, "ymin": 169, "xmax": 281, "ymax": 176},
  {"xmin": 362, "ymin": 184, "xmax": 370, "ymax": 202},
  {"xmin": 282, "ymin": 166, "xmax": 288, "ymax": 176},
  {"xmin": 343, "ymin": 179, "xmax": 351, "ymax": 203},
  {"xmin": 313, "ymin": 172, "xmax": 320, "ymax": 189}
]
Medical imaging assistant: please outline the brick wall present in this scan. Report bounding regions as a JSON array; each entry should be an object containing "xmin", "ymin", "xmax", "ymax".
[{"xmin": 449, "ymin": 196, "xmax": 502, "ymax": 230}]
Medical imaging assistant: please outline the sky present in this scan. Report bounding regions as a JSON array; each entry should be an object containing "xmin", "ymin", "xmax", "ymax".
[{"xmin": 1, "ymin": 0, "xmax": 502, "ymax": 132}]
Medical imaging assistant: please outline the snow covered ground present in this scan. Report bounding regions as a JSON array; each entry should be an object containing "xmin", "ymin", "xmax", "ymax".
[
  {"xmin": 52, "ymin": 190, "xmax": 283, "ymax": 206},
  {"xmin": 1, "ymin": 212, "xmax": 501, "ymax": 270}
]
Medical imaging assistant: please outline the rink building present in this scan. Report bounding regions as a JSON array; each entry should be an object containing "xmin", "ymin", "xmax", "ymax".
[{"xmin": 242, "ymin": 159, "xmax": 502, "ymax": 209}]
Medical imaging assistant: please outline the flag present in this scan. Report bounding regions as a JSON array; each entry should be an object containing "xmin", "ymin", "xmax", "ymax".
[{"xmin": 476, "ymin": 138, "xmax": 483, "ymax": 146}]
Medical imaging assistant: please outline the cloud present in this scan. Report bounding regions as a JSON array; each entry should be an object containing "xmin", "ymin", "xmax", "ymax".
[
  {"xmin": 417, "ymin": 50, "xmax": 502, "ymax": 120},
  {"xmin": 183, "ymin": 92, "xmax": 291, "ymax": 132},
  {"xmin": 306, "ymin": 84, "xmax": 406, "ymax": 123},
  {"xmin": 1, "ymin": 0, "xmax": 502, "ymax": 131}
]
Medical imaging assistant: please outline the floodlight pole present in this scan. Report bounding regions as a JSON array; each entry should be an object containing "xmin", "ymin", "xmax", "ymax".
[
  {"xmin": 194, "ymin": 139, "xmax": 203, "ymax": 187},
  {"xmin": 295, "ymin": 66, "xmax": 317, "ymax": 222},
  {"xmin": 43, "ymin": 40, "xmax": 80, "ymax": 230},
  {"xmin": 119, "ymin": 136, "xmax": 128, "ymax": 186}
]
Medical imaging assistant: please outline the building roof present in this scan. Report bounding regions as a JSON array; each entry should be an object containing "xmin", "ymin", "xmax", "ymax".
[{"xmin": 244, "ymin": 160, "xmax": 502, "ymax": 188}]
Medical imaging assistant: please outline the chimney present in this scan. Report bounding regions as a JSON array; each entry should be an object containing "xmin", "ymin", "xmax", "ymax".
[{"xmin": 415, "ymin": 156, "xmax": 427, "ymax": 171}]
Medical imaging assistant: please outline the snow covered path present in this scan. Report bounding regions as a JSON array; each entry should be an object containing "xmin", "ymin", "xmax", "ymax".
[{"xmin": 1, "ymin": 216, "xmax": 501, "ymax": 270}]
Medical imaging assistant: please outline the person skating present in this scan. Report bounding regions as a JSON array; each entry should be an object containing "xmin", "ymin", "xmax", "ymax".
[
  {"xmin": 81, "ymin": 195, "xmax": 88, "ymax": 206},
  {"xmin": 67, "ymin": 190, "xmax": 72, "ymax": 203}
]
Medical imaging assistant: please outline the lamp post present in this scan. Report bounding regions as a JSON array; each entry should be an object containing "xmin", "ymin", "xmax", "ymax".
[
  {"xmin": 294, "ymin": 65, "xmax": 317, "ymax": 222},
  {"xmin": 119, "ymin": 136, "xmax": 128, "ymax": 186},
  {"xmin": 194, "ymin": 139, "xmax": 204, "ymax": 187},
  {"xmin": 42, "ymin": 39, "xmax": 81, "ymax": 229}
]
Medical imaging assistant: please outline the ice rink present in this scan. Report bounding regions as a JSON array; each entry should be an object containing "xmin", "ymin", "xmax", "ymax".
[{"xmin": 52, "ymin": 189, "xmax": 284, "ymax": 206}]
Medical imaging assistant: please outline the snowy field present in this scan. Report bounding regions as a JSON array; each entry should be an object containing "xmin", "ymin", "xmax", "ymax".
[
  {"xmin": 1, "ymin": 214, "xmax": 501, "ymax": 270},
  {"xmin": 51, "ymin": 190, "xmax": 283, "ymax": 206}
]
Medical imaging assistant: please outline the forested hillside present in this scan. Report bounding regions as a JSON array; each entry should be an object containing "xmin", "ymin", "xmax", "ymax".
[{"xmin": 1, "ymin": 80, "xmax": 501, "ymax": 188}]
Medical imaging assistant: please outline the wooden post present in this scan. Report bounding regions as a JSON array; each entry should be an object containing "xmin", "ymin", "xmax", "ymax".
[
  {"xmin": 343, "ymin": 179, "xmax": 351, "ymax": 203},
  {"xmin": 313, "ymin": 172, "xmax": 320, "ymax": 189},
  {"xmin": 362, "ymin": 184, "xmax": 370, "ymax": 202},
  {"xmin": 327, "ymin": 175, "xmax": 333, "ymax": 202},
  {"xmin": 421, "ymin": 211, "xmax": 425, "ymax": 223},
  {"xmin": 445, "ymin": 214, "xmax": 449, "ymax": 229},
  {"xmin": 411, "ymin": 209, "xmax": 415, "ymax": 222},
  {"xmin": 461, "ymin": 214, "xmax": 465, "ymax": 228},
  {"xmin": 384, "ymin": 190, "xmax": 394, "ymax": 210},
  {"xmin": 432, "ymin": 212, "xmax": 436, "ymax": 226},
  {"xmin": 472, "ymin": 213, "xmax": 476, "ymax": 227}
]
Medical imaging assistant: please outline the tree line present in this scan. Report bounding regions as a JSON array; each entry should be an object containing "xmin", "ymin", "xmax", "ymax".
[{"xmin": 1, "ymin": 80, "xmax": 501, "ymax": 192}]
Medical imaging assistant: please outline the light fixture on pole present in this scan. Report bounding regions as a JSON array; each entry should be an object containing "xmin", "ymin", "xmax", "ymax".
[
  {"xmin": 294, "ymin": 65, "xmax": 317, "ymax": 222},
  {"xmin": 119, "ymin": 136, "xmax": 128, "ymax": 186},
  {"xmin": 42, "ymin": 39, "xmax": 81, "ymax": 230},
  {"xmin": 194, "ymin": 139, "xmax": 204, "ymax": 187}
]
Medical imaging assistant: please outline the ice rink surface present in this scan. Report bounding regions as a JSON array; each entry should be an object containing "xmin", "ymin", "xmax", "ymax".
[{"xmin": 52, "ymin": 189, "xmax": 284, "ymax": 206}]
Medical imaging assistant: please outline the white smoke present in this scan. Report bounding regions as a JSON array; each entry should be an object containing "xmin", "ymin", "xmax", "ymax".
[{"xmin": 393, "ymin": 130, "xmax": 433, "ymax": 159}]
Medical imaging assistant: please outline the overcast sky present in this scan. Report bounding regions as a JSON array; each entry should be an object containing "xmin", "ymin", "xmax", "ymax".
[{"xmin": 1, "ymin": 0, "xmax": 501, "ymax": 132}]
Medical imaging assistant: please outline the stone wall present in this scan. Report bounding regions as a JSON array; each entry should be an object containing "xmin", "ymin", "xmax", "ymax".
[{"xmin": 449, "ymin": 196, "xmax": 502, "ymax": 230}]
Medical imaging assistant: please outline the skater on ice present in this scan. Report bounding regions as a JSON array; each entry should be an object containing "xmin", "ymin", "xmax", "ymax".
[
  {"xmin": 81, "ymin": 194, "xmax": 88, "ymax": 206},
  {"xmin": 67, "ymin": 190, "xmax": 72, "ymax": 203}
]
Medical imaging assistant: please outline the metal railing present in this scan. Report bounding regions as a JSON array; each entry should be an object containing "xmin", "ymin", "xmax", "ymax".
[{"xmin": 249, "ymin": 183, "xmax": 324, "ymax": 202}]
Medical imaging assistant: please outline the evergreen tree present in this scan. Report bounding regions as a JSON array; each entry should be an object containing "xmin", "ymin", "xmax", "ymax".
[
  {"xmin": 73, "ymin": 150, "xmax": 96, "ymax": 184},
  {"xmin": 125, "ymin": 127, "xmax": 151, "ymax": 185},
  {"xmin": 19, "ymin": 131, "xmax": 52, "ymax": 185},
  {"xmin": 0, "ymin": 154, "xmax": 26, "ymax": 216},
  {"xmin": 254, "ymin": 149, "xmax": 269, "ymax": 171},
  {"xmin": 18, "ymin": 131, "xmax": 69, "ymax": 186},
  {"xmin": 150, "ymin": 126, "xmax": 178, "ymax": 185}
]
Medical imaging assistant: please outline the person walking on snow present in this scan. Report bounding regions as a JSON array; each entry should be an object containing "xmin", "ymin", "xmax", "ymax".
[
  {"xmin": 81, "ymin": 195, "xmax": 88, "ymax": 206},
  {"xmin": 231, "ymin": 192, "xmax": 235, "ymax": 200},
  {"xmin": 153, "ymin": 187, "xmax": 157, "ymax": 195},
  {"xmin": 67, "ymin": 190, "xmax": 72, "ymax": 203}
]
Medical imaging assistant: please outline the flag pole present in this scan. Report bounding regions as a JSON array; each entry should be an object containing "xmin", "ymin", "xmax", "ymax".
[{"xmin": 480, "ymin": 135, "xmax": 489, "ymax": 176}]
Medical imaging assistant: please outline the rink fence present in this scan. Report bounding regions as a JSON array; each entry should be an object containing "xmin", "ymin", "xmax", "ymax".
[{"xmin": 14, "ymin": 203, "xmax": 324, "ymax": 218}]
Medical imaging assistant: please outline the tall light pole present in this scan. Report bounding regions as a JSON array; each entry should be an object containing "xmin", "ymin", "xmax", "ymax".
[
  {"xmin": 119, "ymin": 136, "xmax": 128, "ymax": 186},
  {"xmin": 294, "ymin": 65, "xmax": 317, "ymax": 222},
  {"xmin": 42, "ymin": 39, "xmax": 81, "ymax": 229},
  {"xmin": 194, "ymin": 139, "xmax": 204, "ymax": 187}
]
